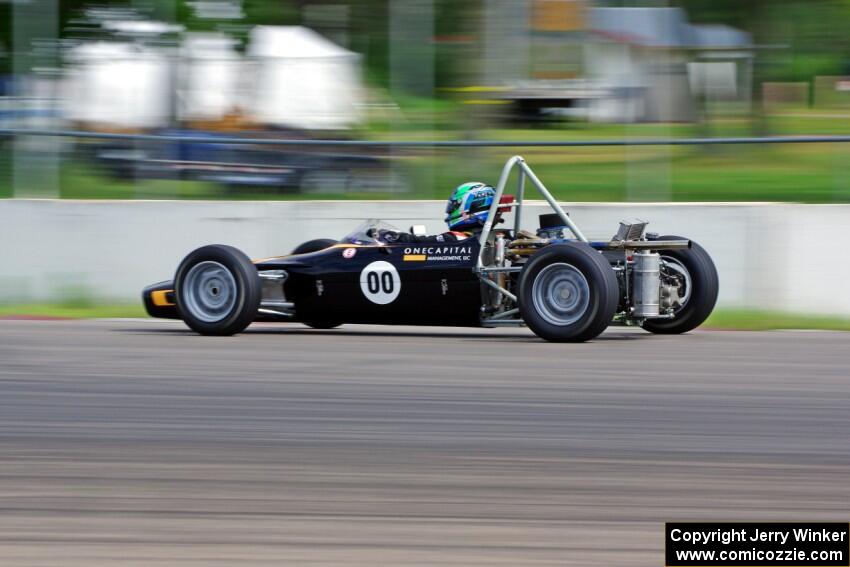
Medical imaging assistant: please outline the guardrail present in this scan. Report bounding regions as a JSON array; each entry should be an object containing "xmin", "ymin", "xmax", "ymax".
[{"xmin": 3, "ymin": 128, "xmax": 850, "ymax": 147}]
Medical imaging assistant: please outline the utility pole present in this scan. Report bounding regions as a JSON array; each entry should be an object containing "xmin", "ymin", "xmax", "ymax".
[
  {"xmin": 389, "ymin": 0, "xmax": 435, "ymax": 196},
  {"xmin": 12, "ymin": 0, "xmax": 60, "ymax": 198}
]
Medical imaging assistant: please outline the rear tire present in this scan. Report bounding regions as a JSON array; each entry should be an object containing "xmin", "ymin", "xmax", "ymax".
[
  {"xmin": 175, "ymin": 245, "xmax": 261, "ymax": 336},
  {"xmin": 292, "ymin": 238, "xmax": 337, "ymax": 255},
  {"xmin": 303, "ymin": 321, "xmax": 342, "ymax": 330},
  {"xmin": 518, "ymin": 243, "xmax": 618, "ymax": 342},
  {"xmin": 641, "ymin": 235, "xmax": 718, "ymax": 335}
]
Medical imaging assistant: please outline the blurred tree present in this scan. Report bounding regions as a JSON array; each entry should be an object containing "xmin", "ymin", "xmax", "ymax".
[
  {"xmin": 676, "ymin": 0, "xmax": 765, "ymax": 31},
  {"xmin": 0, "ymin": 0, "xmax": 477, "ymax": 95},
  {"xmin": 680, "ymin": 0, "xmax": 850, "ymax": 82},
  {"xmin": 680, "ymin": 0, "xmax": 850, "ymax": 135},
  {"xmin": 240, "ymin": 0, "xmax": 300, "ymax": 26},
  {"xmin": 0, "ymin": 4, "xmax": 10, "ymax": 76},
  {"xmin": 347, "ymin": 0, "xmax": 480, "ymax": 92},
  {"xmin": 349, "ymin": 0, "xmax": 390, "ymax": 88}
]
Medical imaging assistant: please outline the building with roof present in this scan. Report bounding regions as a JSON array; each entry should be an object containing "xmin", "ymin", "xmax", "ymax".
[
  {"xmin": 481, "ymin": 1, "xmax": 753, "ymax": 122},
  {"xmin": 586, "ymin": 6, "xmax": 753, "ymax": 121}
]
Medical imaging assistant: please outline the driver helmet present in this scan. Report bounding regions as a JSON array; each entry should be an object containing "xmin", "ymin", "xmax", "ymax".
[{"xmin": 445, "ymin": 182, "xmax": 496, "ymax": 231}]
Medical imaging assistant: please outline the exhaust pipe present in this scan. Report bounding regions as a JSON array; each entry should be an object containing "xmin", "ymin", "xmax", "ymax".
[{"xmin": 602, "ymin": 239, "xmax": 691, "ymax": 251}]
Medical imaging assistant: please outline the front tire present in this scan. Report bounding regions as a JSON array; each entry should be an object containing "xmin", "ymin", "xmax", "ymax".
[
  {"xmin": 518, "ymin": 243, "xmax": 619, "ymax": 342},
  {"xmin": 175, "ymin": 245, "xmax": 261, "ymax": 336},
  {"xmin": 641, "ymin": 235, "xmax": 718, "ymax": 335}
]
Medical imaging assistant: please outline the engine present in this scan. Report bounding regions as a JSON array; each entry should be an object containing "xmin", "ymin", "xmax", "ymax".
[{"xmin": 611, "ymin": 221, "xmax": 686, "ymax": 322}]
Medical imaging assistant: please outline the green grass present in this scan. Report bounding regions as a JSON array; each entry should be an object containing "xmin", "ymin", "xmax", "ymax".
[
  {"xmin": 2, "ymin": 303, "xmax": 849, "ymax": 332},
  {"xmin": 5, "ymin": 152, "xmax": 850, "ymax": 202},
  {"xmin": 403, "ymin": 142, "xmax": 850, "ymax": 202},
  {"xmin": 0, "ymin": 303, "xmax": 146, "ymax": 319},
  {"xmin": 3, "ymin": 110, "xmax": 850, "ymax": 202},
  {"xmin": 704, "ymin": 310, "xmax": 850, "ymax": 331}
]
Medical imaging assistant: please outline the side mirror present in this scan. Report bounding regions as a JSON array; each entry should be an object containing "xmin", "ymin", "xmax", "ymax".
[{"xmin": 410, "ymin": 224, "xmax": 427, "ymax": 237}]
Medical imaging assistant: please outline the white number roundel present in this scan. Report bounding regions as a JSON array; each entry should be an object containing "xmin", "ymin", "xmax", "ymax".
[{"xmin": 360, "ymin": 261, "xmax": 401, "ymax": 304}]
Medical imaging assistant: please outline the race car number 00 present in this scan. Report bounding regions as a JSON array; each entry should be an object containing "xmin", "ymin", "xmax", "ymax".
[{"xmin": 360, "ymin": 261, "xmax": 401, "ymax": 304}]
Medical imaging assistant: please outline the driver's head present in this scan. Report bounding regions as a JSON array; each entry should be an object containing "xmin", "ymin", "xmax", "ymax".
[{"xmin": 445, "ymin": 182, "xmax": 496, "ymax": 231}]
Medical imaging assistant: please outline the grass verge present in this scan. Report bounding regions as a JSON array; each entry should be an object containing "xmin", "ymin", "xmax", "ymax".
[
  {"xmin": 1, "ymin": 304, "xmax": 849, "ymax": 332},
  {"xmin": 704, "ymin": 310, "xmax": 850, "ymax": 331},
  {"xmin": 4, "ymin": 111, "xmax": 850, "ymax": 203},
  {"xmin": 0, "ymin": 303, "xmax": 147, "ymax": 319}
]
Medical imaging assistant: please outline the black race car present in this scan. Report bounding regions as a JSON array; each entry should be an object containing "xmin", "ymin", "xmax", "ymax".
[{"xmin": 143, "ymin": 156, "xmax": 718, "ymax": 342}]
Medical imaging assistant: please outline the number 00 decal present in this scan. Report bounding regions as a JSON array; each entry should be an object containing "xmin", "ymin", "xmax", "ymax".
[{"xmin": 359, "ymin": 261, "xmax": 401, "ymax": 304}]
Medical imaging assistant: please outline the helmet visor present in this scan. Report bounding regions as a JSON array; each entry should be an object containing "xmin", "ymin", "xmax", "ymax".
[
  {"xmin": 445, "ymin": 197, "xmax": 461, "ymax": 215},
  {"xmin": 467, "ymin": 193, "xmax": 494, "ymax": 214}
]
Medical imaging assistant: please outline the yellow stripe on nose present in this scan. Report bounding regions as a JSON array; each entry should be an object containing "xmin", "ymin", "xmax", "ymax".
[
  {"xmin": 403, "ymin": 255, "xmax": 427, "ymax": 262},
  {"xmin": 151, "ymin": 290, "xmax": 175, "ymax": 307}
]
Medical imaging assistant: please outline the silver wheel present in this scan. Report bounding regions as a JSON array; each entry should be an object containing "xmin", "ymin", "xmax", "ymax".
[
  {"xmin": 181, "ymin": 261, "xmax": 238, "ymax": 323},
  {"xmin": 661, "ymin": 256, "xmax": 692, "ymax": 310},
  {"xmin": 531, "ymin": 262, "xmax": 591, "ymax": 326}
]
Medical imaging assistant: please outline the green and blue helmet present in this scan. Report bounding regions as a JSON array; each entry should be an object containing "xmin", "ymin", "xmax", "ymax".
[{"xmin": 444, "ymin": 182, "xmax": 496, "ymax": 231}]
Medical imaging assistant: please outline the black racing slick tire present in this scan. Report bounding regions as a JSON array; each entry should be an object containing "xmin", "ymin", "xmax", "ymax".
[
  {"xmin": 641, "ymin": 235, "xmax": 718, "ymax": 335},
  {"xmin": 303, "ymin": 321, "xmax": 343, "ymax": 330},
  {"xmin": 174, "ymin": 245, "xmax": 261, "ymax": 336},
  {"xmin": 518, "ymin": 243, "xmax": 619, "ymax": 342},
  {"xmin": 292, "ymin": 238, "xmax": 337, "ymax": 255}
]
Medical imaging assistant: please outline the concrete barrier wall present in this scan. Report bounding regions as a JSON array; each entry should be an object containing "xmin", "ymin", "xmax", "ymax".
[{"xmin": 1, "ymin": 199, "xmax": 847, "ymax": 315}]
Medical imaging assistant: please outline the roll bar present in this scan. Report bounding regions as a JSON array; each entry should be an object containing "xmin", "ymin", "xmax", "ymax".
[{"xmin": 476, "ymin": 155, "xmax": 588, "ymax": 269}]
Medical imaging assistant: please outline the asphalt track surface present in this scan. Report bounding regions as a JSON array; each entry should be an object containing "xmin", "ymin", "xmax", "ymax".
[{"xmin": 1, "ymin": 320, "xmax": 849, "ymax": 566}]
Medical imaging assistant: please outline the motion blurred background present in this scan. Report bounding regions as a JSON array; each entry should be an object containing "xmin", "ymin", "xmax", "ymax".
[
  {"xmin": 2, "ymin": 0, "xmax": 850, "ymax": 201},
  {"xmin": 3, "ymin": 5, "xmax": 850, "ymax": 566},
  {"xmin": 2, "ymin": 0, "xmax": 850, "ymax": 323}
]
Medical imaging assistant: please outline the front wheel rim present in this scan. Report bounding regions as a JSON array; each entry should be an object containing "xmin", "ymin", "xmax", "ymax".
[
  {"xmin": 181, "ymin": 261, "xmax": 238, "ymax": 323},
  {"xmin": 531, "ymin": 262, "xmax": 591, "ymax": 326}
]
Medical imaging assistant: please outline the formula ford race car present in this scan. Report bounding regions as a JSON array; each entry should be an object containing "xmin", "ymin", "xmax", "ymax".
[{"xmin": 143, "ymin": 156, "xmax": 718, "ymax": 342}]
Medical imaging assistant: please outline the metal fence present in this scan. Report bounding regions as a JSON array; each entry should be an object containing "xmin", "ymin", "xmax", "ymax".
[
  {"xmin": 2, "ymin": 127, "xmax": 850, "ymax": 201},
  {"xmin": 3, "ymin": 128, "xmax": 850, "ymax": 147}
]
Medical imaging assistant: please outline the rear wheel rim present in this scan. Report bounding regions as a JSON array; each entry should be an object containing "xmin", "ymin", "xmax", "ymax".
[
  {"xmin": 182, "ymin": 261, "xmax": 238, "ymax": 323},
  {"xmin": 661, "ymin": 256, "xmax": 692, "ymax": 311},
  {"xmin": 531, "ymin": 262, "xmax": 591, "ymax": 326}
]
